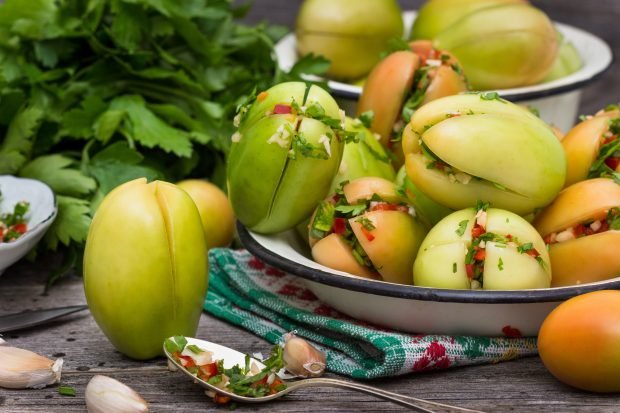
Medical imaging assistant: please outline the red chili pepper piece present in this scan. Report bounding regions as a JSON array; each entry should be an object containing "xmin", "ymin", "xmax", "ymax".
[
  {"xmin": 473, "ymin": 248, "xmax": 486, "ymax": 261},
  {"xmin": 573, "ymin": 224, "xmax": 587, "ymax": 237},
  {"xmin": 502, "ymin": 325, "xmax": 523, "ymax": 338},
  {"xmin": 471, "ymin": 224, "xmax": 485, "ymax": 238},
  {"xmin": 360, "ymin": 226, "xmax": 375, "ymax": 242},
  {"xmin": 526, "ymin": 248, "xmax": 540, "ymax": 258},
  {"xmin": 371, "ymin": 203, "xmax": 398, "ymax": 212},
  {"xmin": 213, "ymin": 394, "xmax": 232, "ymax": 404},
  {"xmin": 273, "ymin": 104, "xmax": 292, "ymax": 114},
  {"xmin": 198, "ymin": 362, "xmax": 218, "ymax": 380},
  {"xmin": 332, "ymin": 217, "xmax": 346, "ymax": 234},
  {"xmin": 465, "ymin": 264, "xmax": 475, "ymax": 279},
  {"xmin": 605, "ymin": 156, "xmax": 620, "ymax": 170}
]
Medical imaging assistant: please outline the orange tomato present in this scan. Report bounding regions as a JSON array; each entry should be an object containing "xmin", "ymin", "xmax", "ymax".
[{"xmin": 537, "ymin": 290, "xmax": 620, "ymax": 392}]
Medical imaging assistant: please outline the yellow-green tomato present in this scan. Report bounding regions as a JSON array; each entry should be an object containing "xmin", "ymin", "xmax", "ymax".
[
  {"xmin": 395, "ymin": 166, "xmax": 452, "ymax": 227},
  {"xmin": 538, "ymin": 290, "xmax": 620, "ymax": 392},
  {"xmin": 296, "ymin": 0, "xmax": 403, "ymax": 80},
  {"xmin": 328, "ymin": 117, "xmax": 395, "ymax": 194},
  {"xmin": 432, "ymin": 3, "xmax": 558, "ymax": 89},
  {"xmin": 177, "ymin": 179, "xmax": 235, "ymax": 250},
  {"xmin": 228, "ymin": 82, "xmax": 344, "ymax": 234},
  {"xmin": 84, "ymin": 178, "xmax": 208, "ymax": 360},
  {"xmin": 411, "ymin": 0, "xmax": 524, "ymax": 41},
  {"xmin": 413, "ymin": 207, "xmax": 551, "ymax": 290},
  {"xmin": 403, "ymin": 93, "xmax": 566, "ymax": 215},
  {"xmin": 541, "ymin": 31, "xmax": 582, "ymax": 83}
]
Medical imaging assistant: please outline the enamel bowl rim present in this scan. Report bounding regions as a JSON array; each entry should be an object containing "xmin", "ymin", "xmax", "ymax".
[
  {"xmin": 238, "ymin": 222, "xmax": 620, "ymax": 305},
  {"xmin": 275, "ymin": 10, "xmax": 614, "ymax": 103}
]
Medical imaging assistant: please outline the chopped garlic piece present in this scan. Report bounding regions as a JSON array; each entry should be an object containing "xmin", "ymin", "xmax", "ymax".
[
  {"xmin": 454, "ymin": 171, "xmax": 472, "ymax": 184},
  {"xmin": 426, "ymin": 59, "xmax": 441, "ymax": 67},
  {"xmin": 339, "ymin": 109, "xmax": 346, "ymax": 129},
  {"xmin": 267, "ymin": 124, "xmax": 291, "ymax": 148},
  {"xmin": 374, "ymin": 133, "xmax": 382, "ymax": 141},
  {"xmin": 318, "ymin": 134, "xmax": 332, "ymax": 157},
  {"xmin": 339, "ymin": 160, "xmax": 348, "ymax": 174},
  {"xmin": 471, "ymin": 280, "xmax": 482, "ymax": 290},
  {"xmin": 181, "ymin": 347, "xmax": 213, "ymax": 365},
  {"xmin": 231, "ymin": 132, "xmax": 242, "ymax": 143},
  {"xmin": 475, "ymin": 210, "xmax": 487, "ymax": 229},
  {"xmin": 555, "ymin": 228, "xmax": 575, "ymax": 243},
  {"xmin": 590, "ymin": 220, "xmax": 602, "ymax": 232}
]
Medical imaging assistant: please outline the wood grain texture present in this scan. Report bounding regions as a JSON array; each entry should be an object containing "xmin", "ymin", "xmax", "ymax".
[{"xmin": 2, "ymin": 257, "xmax": 620, "ymax": 412}]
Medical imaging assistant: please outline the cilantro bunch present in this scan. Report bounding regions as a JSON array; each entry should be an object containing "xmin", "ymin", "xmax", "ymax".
[{"xmin": 0, "ymin": 0, "xmax": 327, "ymax": 284}]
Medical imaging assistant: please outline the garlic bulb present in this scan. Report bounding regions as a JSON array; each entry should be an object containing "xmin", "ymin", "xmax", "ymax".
[
  {"xmin": 282, "ymin": 333, "xmax": 326, "ymax": 378},
  {"xmin": 85, "ymin": 375, "xmax": 148, "ymax": 413},
  {"xmin": 0, "ymin": 345, "xmax": 63, "ymax": 389}
]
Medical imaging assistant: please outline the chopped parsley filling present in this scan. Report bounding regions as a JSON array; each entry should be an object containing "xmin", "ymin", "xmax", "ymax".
[
  {"xmin": 463, "ymin": 205, "xmax": 545, "ymax": 288},
  {"xmin": 310, "ymin": 185, "xmax": 413, "ymax": 270},
  {"xmin": 588, "ymin": 116, "xmax": 620, "ymax": 184},
  {"xmin": 165, "ymin": 336, "xmax": 286, "ymax": 405},
  {"xmin": 0, "ymin": 194, "xmax": 30, "ymax": 243},
  {"xmin": 544, "ymin": 207, "xmax": 620, "ymax": 245}
]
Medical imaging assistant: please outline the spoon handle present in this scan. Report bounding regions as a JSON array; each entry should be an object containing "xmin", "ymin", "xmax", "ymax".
[{"xmin": 284, "ymin": 378, "xmax": 484, "ymax": 413}]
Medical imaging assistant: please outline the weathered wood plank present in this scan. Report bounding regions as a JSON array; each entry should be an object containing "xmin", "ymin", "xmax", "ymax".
[{"xmin": 2, "ymin": 259, "xmax": 620, "ymax": 412}]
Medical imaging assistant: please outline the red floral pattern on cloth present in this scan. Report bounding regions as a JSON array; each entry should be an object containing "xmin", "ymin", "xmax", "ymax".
[{"xmin": 204, "ymin": 249, "xmax": 540, "ymax": 379}]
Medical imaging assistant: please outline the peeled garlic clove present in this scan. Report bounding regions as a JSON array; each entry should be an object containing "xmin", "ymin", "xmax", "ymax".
[
  {"xmin": 282, "ymin": 333, "xmax": 326, "ymax": 378},
  {"xmin": 85, "ymin": 375, "xmax": 148, "ymax": 413},
  {"xmin": 0, "ymin": 346, "xmax": 63, "ymax": 389}
]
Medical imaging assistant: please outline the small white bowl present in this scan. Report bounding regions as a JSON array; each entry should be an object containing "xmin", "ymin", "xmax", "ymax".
[
  {"xmin": 276, "ymin": 11, "xmax": 613, "ymax": 132},
  {"xmin": 238, "ymin": 224, "xmax": 620, "ymax": 337},
  {"xmin": 0, "ymin": 176, "xmax": 57, "ymax": 275}
]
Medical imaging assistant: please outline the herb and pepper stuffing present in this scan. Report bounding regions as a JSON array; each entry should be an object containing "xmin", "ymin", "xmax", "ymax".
[
  {"xmin": 308, "ymin": 177, "xmax": 428, "ymax": 285},
  {"xmin": 0, "ymin": 194, "xmax": 30, "ymax": 243},
  {"xmin": 165, "ymin": 336, "xmax": 286, "ymax": 405}
]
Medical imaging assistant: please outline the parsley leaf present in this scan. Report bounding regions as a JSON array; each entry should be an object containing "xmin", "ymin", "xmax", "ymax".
[
  {"xmin": 335, "ymin": 204, "xmax": 367, "ymax": 216},
  {"xmin": 44, "ymin": 196, "xmax": 92, "ymax": 250},
  {"xmin": 20, "ymin": 155, "xmax": 97, "ymax": 197},
  {"xmin": 456, "ymin": 219, "xmax": 469, "ymax": 237}
]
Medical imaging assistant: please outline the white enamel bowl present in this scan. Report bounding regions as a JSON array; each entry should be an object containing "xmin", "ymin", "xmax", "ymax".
[
  {"xmin": 238, "ymin": 223, "xmax": 620, "ymax": 337},
  {"xmin": 0, "ymin": 176, "xmax": 57, "ymax": 275},
  {"xmin": 276, "ymin": 11, "xmax": 613, "ymax": 132}
]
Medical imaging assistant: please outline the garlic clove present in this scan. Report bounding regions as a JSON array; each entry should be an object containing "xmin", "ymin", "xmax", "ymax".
[
  {"xmin": 0, "ymin": 338, "xmax": 5, "ymax": 345},
  {"xmin": 0, "ymin": 346, "xmax": 63, "ymax": 389},
  {"xmin": 282, "ymin": 333, "xmax": 326, "ymax": 378},
  {"xmin": 85, "ymin": 375, "xmax": 148, "ymax": 413}
]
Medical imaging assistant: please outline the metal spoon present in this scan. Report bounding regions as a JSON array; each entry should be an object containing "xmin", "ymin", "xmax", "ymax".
[{"xmin": 163, "ymin": 337, "xmax": 483, "ymax": 413}]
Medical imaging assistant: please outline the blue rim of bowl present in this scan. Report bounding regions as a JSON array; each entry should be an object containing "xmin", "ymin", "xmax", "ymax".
[{"xmin": 238, "ymin": 221, "xmax": 620, "ymax": 304}]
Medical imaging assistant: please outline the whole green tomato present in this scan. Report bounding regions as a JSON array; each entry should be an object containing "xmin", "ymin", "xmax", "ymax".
[
  {"xmin": 411, "ymin": 0, "xmax": 524, "ymax": 40},
  {"xmin": 538, "ymin": 290, "xmax": 620, "ymax": 392},
  {"xmin": 413, "ymin": 205, "xmax": 551, "ymax": 290},
  {"xmin": 541, "ymin": 31, "xmax": 582, "ymax": 83},
  {"xmin": 296, "ymin": 0, "xmax": 403, "ymax": 80},
  {"xmin": 84, "ymin": 178, "xmax": 208, "ymax": 359},
  {"xmin": 228, "ymin": 82, "xmax": 345, "ymax": 234},
  {"xmin": 402, "ymin": 93, "xmax": 566, "ymax": 215},
  {"xmin": 433, "ymin": 3, "xmax": 558, "ymax": 89}
]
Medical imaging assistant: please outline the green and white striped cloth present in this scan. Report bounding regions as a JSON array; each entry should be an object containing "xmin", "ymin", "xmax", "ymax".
[{"xmin": 204, "ymin": 248, "xmax": 538, "ymax": 380}]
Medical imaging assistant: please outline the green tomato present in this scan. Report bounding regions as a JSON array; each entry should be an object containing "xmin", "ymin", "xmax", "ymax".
[
  {"xmin": 395, "ymin": 166, "xmax": 452, "ymax": 227},
  {"xmin": 430, "ymin": 3, "xmax": 558, "ymax": 89},
  {"xmin": 296, "ymin": 0, "xmax": 403, "ymax": 80},
  {"xmin": 328, "ymin": 117, "xmax": 395, "ymax": 194},
  {"xmin": 228, "ymin": 82, "xmax": 345, "ymax": 233},
  {"xmin": 402, "ymin": 93, "xmax": 566, "ymax": 215},
  {"xmin": 541, "ymin": 31, "xmax": 582, "ymax": 83},
  {"xmin": 84, "ymin": 179, "xmax": 208, "ymax": 359},
  {"xmin": 410, "ymin": 0, "xmax": 523, "ymax": 41},
  {"xmin": 413, "ymin": 207, "xmax": 551, "ymax": 290}
]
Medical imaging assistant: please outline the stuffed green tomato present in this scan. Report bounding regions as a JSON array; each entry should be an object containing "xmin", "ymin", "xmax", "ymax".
[
  {"xmin": 228, "ymin": 82, "xmax": 345, "ymax": 233},
  {"xmin": 308, "ymin": 177, "xmax": 427, "ymax": 285},
  {"xmin": 414, "ymin": 203, "xmax": 551, "ymax": 290},
  {"xmin": 402, "ymin": 93, "xmax": 566, "ymax": 215}
]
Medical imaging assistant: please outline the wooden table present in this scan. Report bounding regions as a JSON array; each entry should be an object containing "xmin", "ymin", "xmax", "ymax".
[
  {"xmin": 2, "ymin": 259, "xmax": 620, "ymax": 413},
  {"xmin": 2, "ymin": 1, "xmax": 620, "ymax": 412}
]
